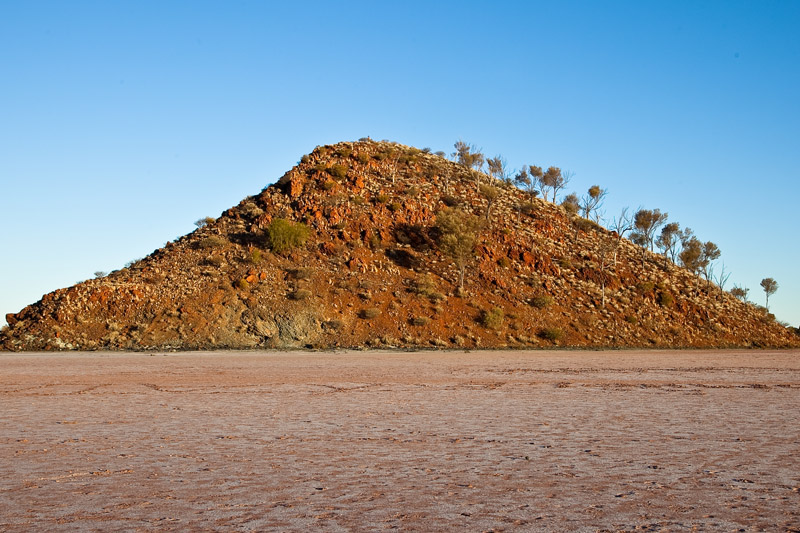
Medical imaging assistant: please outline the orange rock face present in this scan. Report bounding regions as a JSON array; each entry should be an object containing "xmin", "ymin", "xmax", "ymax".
[{"xmin": 1, "ymin": 139, "xmax": 797, "ymax": 351}]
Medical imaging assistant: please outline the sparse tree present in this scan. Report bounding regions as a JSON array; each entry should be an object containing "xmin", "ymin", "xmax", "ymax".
[
  {"xmin": 451, "ymin": 140, "xmax": 485, "ymax": 172},
  {"xmin": 435, "ymin": 207, "xmax": 483, "ymax": 291},
  {"xmin": 679, "ymin": 236, "xmax": 703, "ymax": 278},
  {"xmin": 486, "ymin": 156, "xmax": 509, "ymax": 183},
  {"xmin": 632, "ymin": 208, "xmax": 668, "ymax": 252},
  {"xmin": 94, "ymin": 271, "xmax": 107, "ymax": 279},
  {"xmin": 528, "ymin": 165, "xmax": 545, "ymax": 199},
  {"xmin": 700, "ymin": 241, "xmax": 721, "ymax": 289},
  {"xmin": 656, "ymin": 222, "xmax": 681, "ymax": 266},
  {"xmin": 760, "ymin": 278, "xmax": 778, "ymax": 311},
  {"xmin": 478, "ymin": 184, "xmax": 500, "ymax": 221},
  {"xmin": 730, "ymin": 285, "xmax": 749, "ymax": 301},
  {"xmin": 561, "ymin": 193, "xmax": 579, "ymax": 217},
  {"xmin": 580, "ymin": 185, "xmax": 607, "ymax": 221},
  {"xmin": 541, "ymin": 166, "xmax": 570, "ymax": 203},
  {"xmin": 513, "ymin": 167, "xmax": 531, "ymax": 194},
  {"xmin": 195, "ymin": 216, "xmax": 215, "ymax": 228}
]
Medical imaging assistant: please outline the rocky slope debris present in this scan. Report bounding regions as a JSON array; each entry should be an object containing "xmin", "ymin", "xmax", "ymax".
[{"xmin": 2, "ymin": 140, "xmax": 797, "ymax": 351}]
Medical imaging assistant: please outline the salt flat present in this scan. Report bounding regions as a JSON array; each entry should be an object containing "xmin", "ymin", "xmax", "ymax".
[{"xmin": 1, "ymin": 349, "xmax": 799, "ymax": 531}]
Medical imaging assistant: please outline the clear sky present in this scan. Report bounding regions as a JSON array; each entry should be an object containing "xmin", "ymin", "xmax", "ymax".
[{"xmin": 1, "ymin": 1, "xmax": 798, "ymax": 328}]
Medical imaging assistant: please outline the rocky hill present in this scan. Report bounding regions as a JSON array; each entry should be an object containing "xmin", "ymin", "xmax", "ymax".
[{"xmin": 2, "ymin": 140, "xmax": 797, "ymax": 351}]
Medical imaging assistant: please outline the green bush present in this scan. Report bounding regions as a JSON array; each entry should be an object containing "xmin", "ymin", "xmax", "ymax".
[
  {"xmin": 267, "ymin": 219, "xmax": 311, "ymax": 254},
  {"xmin": 540, "ymin": 327, "xmax": 563, "ymax": 341},
  {"xmin": 480, "ymin": 307, "xmax": 504, "ymax": 330},
  {"xmin": 329, "ymin": 164, "xmax": 348, "ymax": 180},
  {"xmin": 529, "ymin": 295, "xmax": 553, "ymax": 309},
  {"xmin": 197, "ymin": 236, "xmax": 227, "ymax": 249},
  {"xmin": 657, "ymin": 292, "xmax": 675, "ymax": 308},
  {"xmin": 498, "ymin": 257, "xmax": 511, "ymax": 268},
  {"xmin": 235, "ymin": 279, "xmax": 250, "ymax": 291},
  {"xmin": 249, "ymin": 249, "xmax": 263, "ymax": 265},
  {"xmin": 375, "ymin": 194, "xmax": 389, "ymax": 204},
  {"xmin": 322, "ymin": 180, "xmax": 336, "ymax": 191},
  {"xmin": 636, "ymin": 282, "xmax": 655, "ymax": 295}
]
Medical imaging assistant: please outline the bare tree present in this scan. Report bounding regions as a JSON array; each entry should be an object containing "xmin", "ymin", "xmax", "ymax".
[
  {"xmin": 609, "ymin": 208, "xmax": 633, "ymax": 267},
  {"xmin": 479, "ymin": 183, "xmax": 500, "ymax": 221},
  {"xmin": 760, "ymin": 278, "xmax": 778, "ymax": 311},
  {"xmin": 580, "ymin": 185, "xmax": 607, "ymax": 221},
  {"xmin": 715, "ymin": 263, "xmax": 732, "ymax": 293}
]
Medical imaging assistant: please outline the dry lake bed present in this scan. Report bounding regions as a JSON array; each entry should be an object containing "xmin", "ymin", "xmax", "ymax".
[{"xmin": 1, "ymin": 349, "xmax": 799, "ymax": 531}]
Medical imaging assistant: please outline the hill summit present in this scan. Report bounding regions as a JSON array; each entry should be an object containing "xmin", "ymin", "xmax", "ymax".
[{"xmin": 2, "ymin": 139, "xmax": 797, "ymax": 351}]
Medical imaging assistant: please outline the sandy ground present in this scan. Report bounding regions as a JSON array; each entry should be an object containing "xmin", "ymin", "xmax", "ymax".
[{"xmin": 1, "ymin": 349, "xmax": 799, "ymax": 532}]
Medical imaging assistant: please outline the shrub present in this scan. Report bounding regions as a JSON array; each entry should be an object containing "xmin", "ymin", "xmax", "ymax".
[
  {"xmin": 329, "ymin": 164, "xmax": 348, "ymax": 180},
  {"xmin": 404, "ymin": 186, "xmax": 420, "ymax": 197},
  {"xmin": 480, "ymin": 307, "xmax": 504, "ymax": 330},
  {"xmin": 411, "ymin": 316, "xmax": 431, "ymax": 326},
  {"xmin": 375, "ymin": 194, "xmax": 389, "ymax": 204},
  {"xmin": 288, "ymin": 267, "xmax": 312, "ymax": 280},
  {"xmin": 300, "ymin": 154, "xmax": 310, "ymax": 164},
  {"xmin": 657, "ymin": 292, "xmax": 674, "ymax": 308},
  {"xmin": 267, "ymin": 219, "xmax": 311, "ymax": 254},
  {"xmin": 195, "ymin": 216, "xmax": 215, "ymax": 228},
  {"xmin": 529, "ymin": 295, "xmax": 553, "ymax": 309},
  {"xmin": 236, "ymin": 279, "xmax": 250, "ymax": 291},
  {"xmin": 322, "ymin": 180, "xmax": 336, "ymax": 191},
  {"xmin": 197, "ymin": 236, "xmax": 227, "ymax": 249},
  {"xmin": 624, "ymin": 315, "xmax": 638, "ymax": 324},
  {"xmin": 498, "ymin": 257, "xmax": 511, "ymax": 268},
  {"xmin": 368, "ymin": 233, "xmax": 382, "ymax": 250},
  {"xmin": 290, "ymin": 289, "xmax": 312, "ymax": 300},
  {"xmin": 203, "ymin": 256, "xmax": 224, "ymax": 268},
  {"xmin": 636, "ymin": 282, "xmax": 655, "ymax": 295},
  {"xmin": 356, "ymin": 153, "xmax": 369, "ymax": 163},
  {"xmin": 334, "ymin": 147, "xmax": 352, "ymax": 158},
  {"xmin": 388, "ymin": 202, "xmax": 402, "ymax": 212},
  {"xmin": 249, "ymin": 249, "xmax": 263, "ymax": 265},
  {"xmin": 441, "ymin": 195, "xmax": 460, "ymax": 207},
  {"xmin": 540, "ymin": 327, "xmax": 563, "ymax": 341},
  {"xmin": 359, "ymin": 307, "xmax": 380, "ymax": 319},
  {"xmin": 323, "ymin": 319, "xmax": 344, "ymax": 332}
]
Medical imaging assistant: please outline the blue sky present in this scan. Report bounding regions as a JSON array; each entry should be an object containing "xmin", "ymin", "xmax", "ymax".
[{"xmin": 1, "ymin": 1, "xmax": 798, "ymax": 328}]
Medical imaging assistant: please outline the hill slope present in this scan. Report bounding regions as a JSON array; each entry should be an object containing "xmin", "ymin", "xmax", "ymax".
[{"xmin": 2, "ymin": 140, "xmax": 797, "ymax": 351}]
